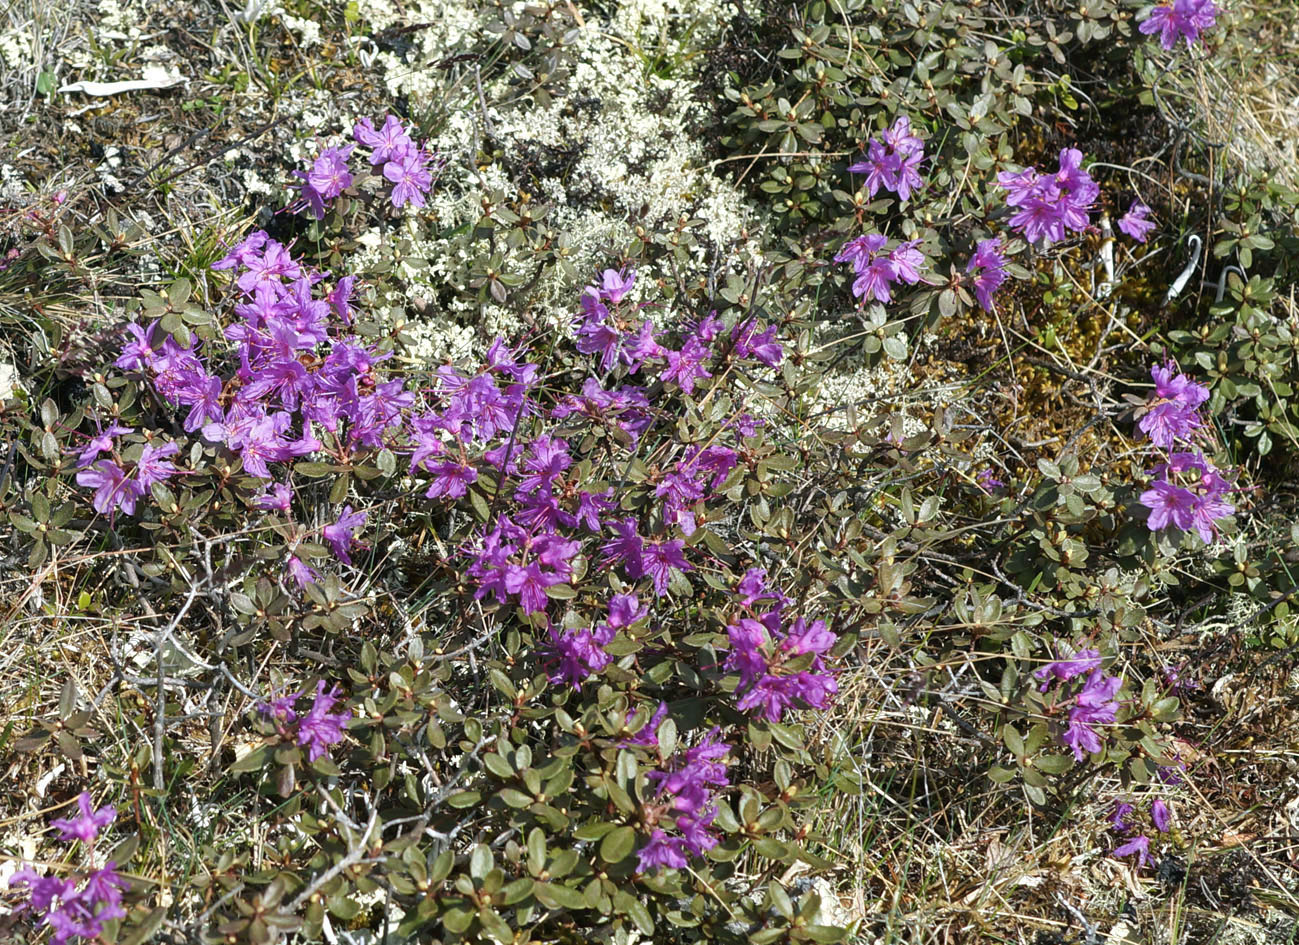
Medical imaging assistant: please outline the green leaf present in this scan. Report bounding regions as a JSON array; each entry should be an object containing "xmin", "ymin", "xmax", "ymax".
[
  {"xmin": 599, "ymin": 825, "xmax": 636, "ymax": 864},
  {"xmin": 294, "ymin": 462, "xmax": 337, "ymax": 478},
  {"xmin": 446, "ymin": 790, "xmax": 481, "ymax": 808},
  {"xmin": 502, "ymin": 877, "xmax": 535, "ymax": 905},
  {"xmin": 470, "ymin": 843, "xmax": 494, "ymax": 880},
  {"xmin": 534, "ymin": 882, "xmax": 586, "ymax": 911},
  {"xmin": 229, "ymin": 746, "xmax": 269, "ymax": 774},
  {"xmin": 803, "ymin": 924, "xmax": 850, "ymax": 943},
  {"xmin": 625, "ymin": 897, "xmax": 654, "ymax": 935},
  {"xmin": 484, "ymin": 752, "xmax": 514, "ymax": 779}
]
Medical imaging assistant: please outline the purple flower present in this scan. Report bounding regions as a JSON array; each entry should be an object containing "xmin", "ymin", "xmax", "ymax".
[
  {"xmin": 574, "ymin": 489, "xmax": 615, "ymax": 532},
  {"xmin": 836, "ymin": 233, "xmax": 925, "ymax": 305},
  {"xmin": 1118, "ymin": 199, "xmax": 1156, "ymax": 242},
  {"xmin": 260, "ymin": 689, "xmax": 301, "ymax": 723},
  {"xmin": 1108, "ymin": 801, "xmax": 1135, "ymax": 833},
  {"xmin": 1061, "ymin": 715, "xmax": 1105, "ymax": 760},
  {"xmin": 997, "ymin": 149, "xmax": 1098, "ymax": 246},
  {"xmin": 834, "ymin": 233, "xmax": 888, "ymax": 266},
  {"xmin": 642, "ymin": 538, "xmax": 691, "ymax": 595},
  {"xmin": 80, "ymin": 864, "xmax": 129, "ymax": 916},
  {"xmin": 1156, "ymin": 362, "xmax": 1209, "ymax": 407},
  {"xmin": 1163, "ymin": 662, "xmax": 1199, "ymax": 692},
  {"xmin": 354, "ymin": 114, "xmax": 415, "ymax": 164},
  {"xmin": 234, "ymin": 239, "xmax": 301, "ymax": 295},
  {"xmin": 731, "ymin": 320, "xmax": 784, "ymax": 367},
  {"xmin": 1061, "ymin": 669, "xmax": 1122, "ymax": 761},
  {"xmin": 1140, "ymin": 479, "xmax": 1199, "ymax": 533},
  {"xmin": 1112, "ymin": 834, "xmax": 1152, "ymax": 868},
  {"xmin": 607, "ymin": 593, "xmax": 647, "ymax": 629},
  {"xmin": 1151, "ymin": 798, "xmax": 1172, "ymax": 833},
  {"xmin": 725, "ymin": 613, "xmax": 839, "ymax": 721},
  {"xmin": 1138, "ymin": 402, "xmax": 1202, "ymax": 449},
  {"xmin": 1034, "ymin": 646, "xmax": 1102, "ymax": 691},
  {"xmin": 383, "ymin": 148, "xmax": 433, "ymax": 209},
  {"xmin": 601, "ymin": 517, "xmax": 645, "ymax": 577},
  {"xmin": 636, "ymin": 830, "xmax": 689, "ymax": 872},
  {"xmin": 424, "ymin": 458, "xmax": 478, "ymax": 499},
  {"xmin": 11, "ymin": 861, "xmax": 128, "ymax": 945},
  {"xmin": 661, "ymin": 338, "xmax": 713, "ymax": 395},
  {"xmin": 179, "ymin": 373, "xmax": 224, "ymax": 433},
  {"xmin": 736, "ymin": 671, "xmax": 838, "ymax": 721},
  {"xmin": 293, "ymin": 144, "xmax": 355, "ymax": 220},
  {"xmin": 255, "ymin": 482, "xmax": 293, "ymax": 513},
  {"xmin": 205, "ymin": 409, "xmax": 318, "ymax": 479},
  {"xmin": 852, "ymin": 254, "xmax": 899, "ymax": 304},
  {"xmin": 287, "ymin": 555, "xmax": 319, "ymax": 589},
  {"xmin": 50, "ymin": 793, "xmax": 115, "ymax": 844},
  {"xmin": 503, "ymin": 562, "xmax": 565, "ymax": 614},
  {"xmin": 323, "ymin": 505, "xmax": 367, "ymax": 565},
  {"xmin": 547, "ymin": 623, "xmax": 616, "ymax": 688},
  {"xmin": 848, "ymin": 115, "xmax": 925, "ymax": 201},
  {"xmin": 115, "ymin": 322, "xmax": 158, "ymax": 371},
  {"xmin": 76, "ymin": 422, "xmax": 134, "ymax": 468},
  {"xmin": 296, "ymin": 681, "xmax": 351, "ymax": 762},
  {"xmin": 784, "ymin": 616, "xmax": 835, "ymax": 656},
  {"xmin": 1078, "ymin": 669, "xmax": 1122, "ymax": 709},
  {"xmin": 966, "ymin": 238, "xmax": 1008, "ymax": 312},
  {"xmin": 977, "ymin": 467, "xmax": 1006, "ymax": 493},
  {"xmin": 888, "ymin": 240, "xmax": 926, "ymax": 285},
  {"xmin": 1139, "ymin": 0, "xmax": 1218, "ymax": 49},
  {"xmin": 736, "ymin": 568, "xmax": 769, "ymax": 606},
  {"xmin": 1157, "ymin": 762, "xmax": 1185, "ymax": 786},
  {"xmin": 328, "ymin": 275, "xmax": 356, "ymax": 324},
  {"xmin": 135, "ymin": 441, "xmax": 180, "ymax": 491},
  {"xmin": 598, "ymin": 267, "xmax": 636, "ymax": 304},
  {"xmin": 76, "ymin": 459, "xmax": 145, "ymax": 518}
]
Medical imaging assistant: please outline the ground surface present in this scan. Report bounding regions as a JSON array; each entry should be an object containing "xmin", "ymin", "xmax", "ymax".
[{"xmin": 2, "ymin": 1, "xmax": 1299, "ymax": 944}]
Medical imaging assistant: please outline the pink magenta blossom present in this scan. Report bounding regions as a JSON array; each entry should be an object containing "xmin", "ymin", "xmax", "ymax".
[
  {"xmin": 848, "ymin": 115, "xmax": 926, "ymax": 201},
  {"xmin": 50, "ymin": 793, "xmax": 116, "ymax": 844},
  {"xmin": 1118, "ymin": 199, "xmax": 1156, "ymax": 242},
  {"xmin": 1139, "ymin": 0, "xmax": 1218, "ymax": 50}
]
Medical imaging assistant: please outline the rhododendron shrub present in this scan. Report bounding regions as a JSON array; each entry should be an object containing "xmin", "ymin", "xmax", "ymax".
[
  {"xmin": 37, "ymin": 226, "xmax": 857, "ymax": 940},
  {"xmin": 9, "ymin": 0, "xmax": 1294, "ymax": 937}
]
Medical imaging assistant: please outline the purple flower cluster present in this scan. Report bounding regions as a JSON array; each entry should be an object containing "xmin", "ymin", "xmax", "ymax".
[
  {"xmin": 547, "ymin": 593, "xmax": 646, "ymax": 688},
  {"xmin": 636, "ymin": 731, "xmax": 731, "ymax": 872},
  {"xmin": 1140, "ymin": 451, "xmax": 1234, "ymax": 543},
  {"xmin": 452, "ymin": 269, "xmax": 783, "ymax": 619},
  {"xmin": 9, "ymin": 793, "xmax": 129, "ymax": 945},
  {"xmin": 293, "ymin": 114, "xmax": 441, "ymax": 218},
  {"xmin": 292, "ymin": 144, "xmax": 354, "ymax": 219},
  {"xmin": 260, "ymin": 680, "xmax": 352, "ymax": 762},
  {"xmin": 725, "ymin": 571, "xmax": 838, "ymax": 721},
  {"xmin": 74, "ymin": 424, "xmax": 180, "ymax": 518},
  {"xmin": 1136, "ymin": 361, "xmax": 1210, "ymax": 448},
  {"xmin": 1139, "ymin": 0, "xmax": 1218, "ymax": 50},
  {"xmin": 966, "ymin": 237, "xmax": 1009, "ymax": 312},
  {"xmin": 834, "ymin": 233, "xmax": 926, "ymax": 304},
  {"xmin": 848, "ymin": 115, "xmax": 926, "ymax": 202},
  {"xmin": 1134, "ymin": 362, "xmax": 1235, "ymax": 543},
  {"xmin": 997, "ymin": 148, "xmax": 1098, "ymax": 246},
  {"xmin": 96, "ymin": 231, "xmax": 432, "ymax": 582},
  {"xmin": 1036, "ymin": 645, "xmax": 1123, "ymax": 761},
  {"xmin": 1110, "ymin": 797, "xmax": 1174, "ymax": 868}
]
